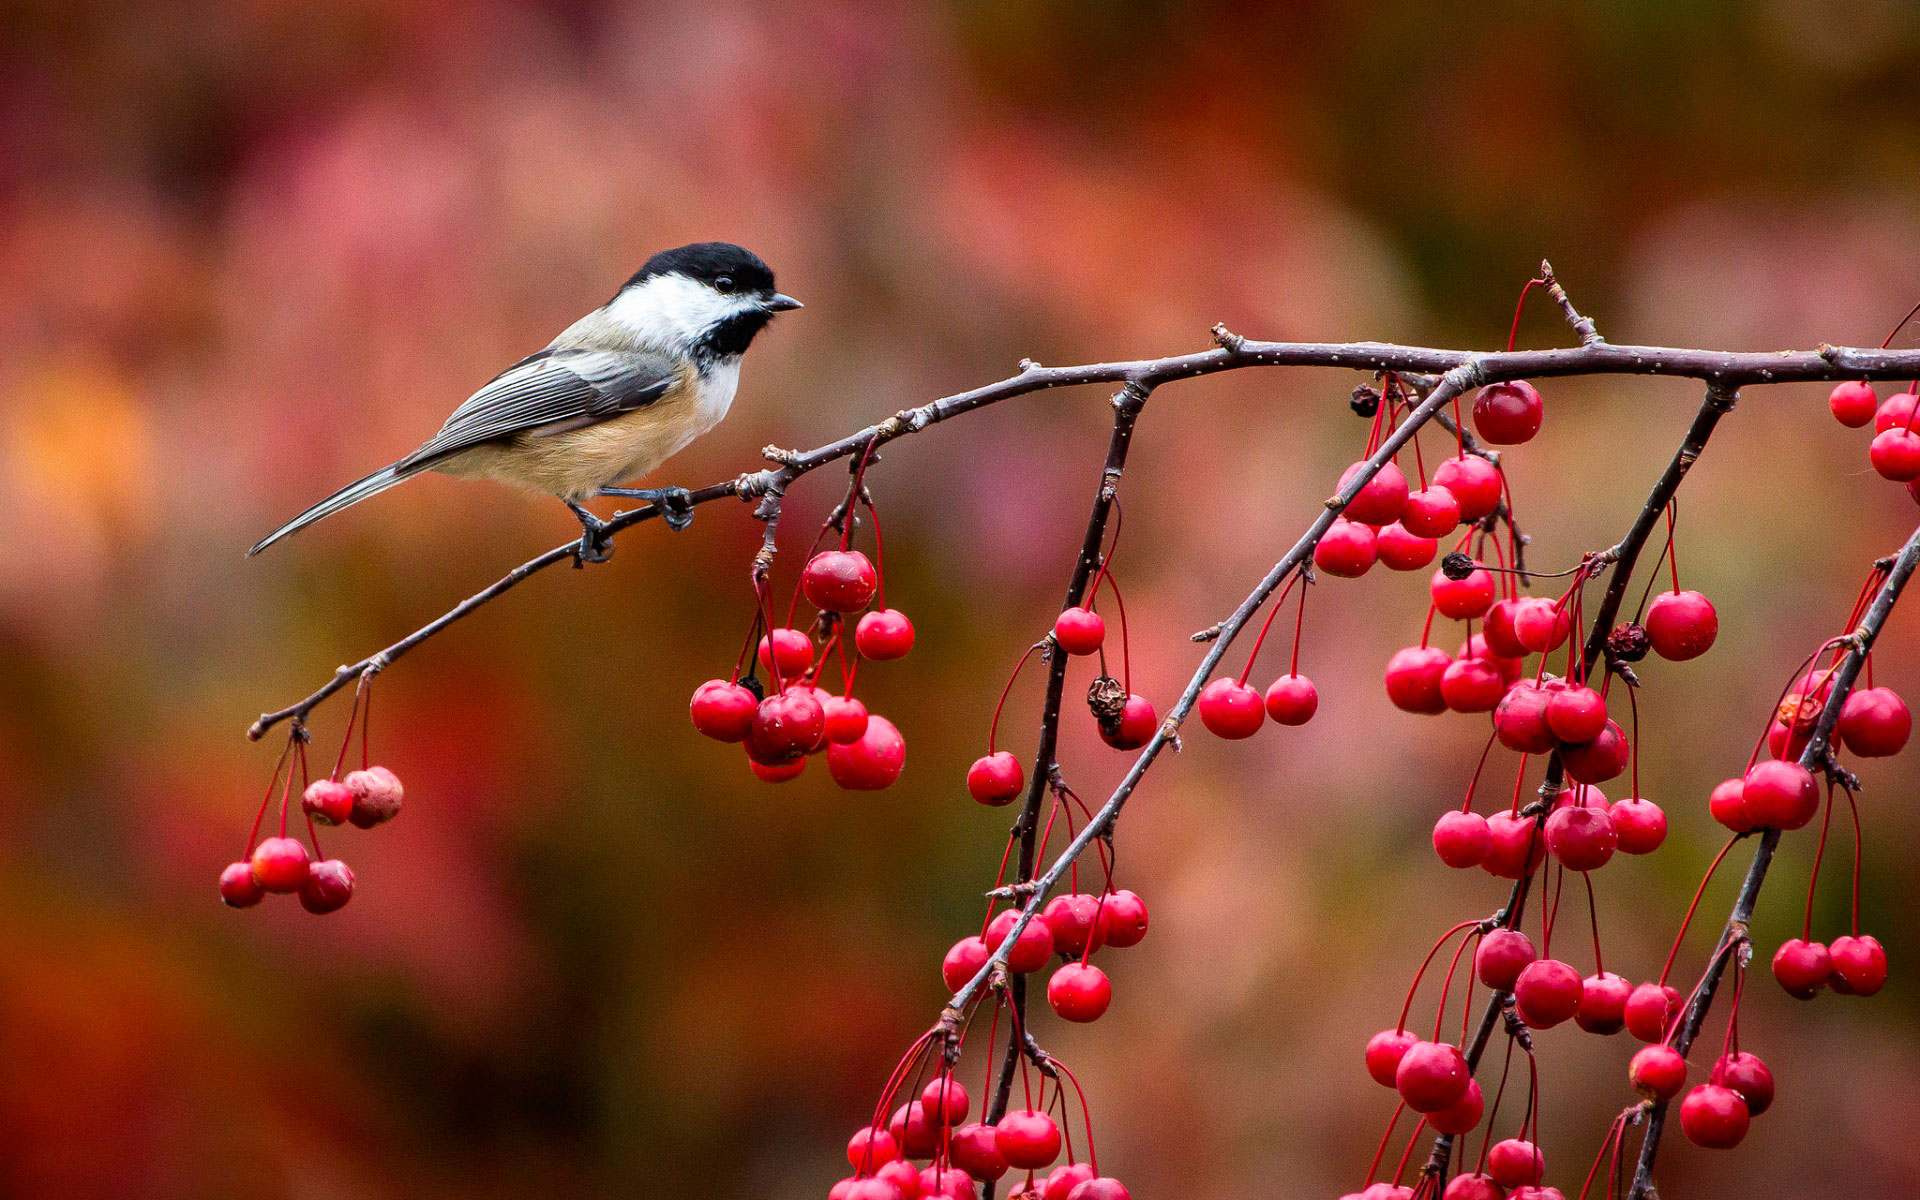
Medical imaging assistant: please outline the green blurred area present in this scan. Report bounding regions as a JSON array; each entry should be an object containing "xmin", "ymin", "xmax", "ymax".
[{"xmin": 2, "ymin": 1, "xmax": 1919, "ymax": 1196}]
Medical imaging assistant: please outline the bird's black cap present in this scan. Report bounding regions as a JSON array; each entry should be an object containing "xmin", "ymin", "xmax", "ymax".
[{"xmin": 626, "ymin": 242, "xmax": 776, "ymax": 295}]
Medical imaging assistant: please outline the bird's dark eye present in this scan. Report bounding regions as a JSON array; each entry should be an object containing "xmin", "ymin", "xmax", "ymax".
[{"xmin": 714, "ymin": 276, "xmax": 736, "ymax": 294}]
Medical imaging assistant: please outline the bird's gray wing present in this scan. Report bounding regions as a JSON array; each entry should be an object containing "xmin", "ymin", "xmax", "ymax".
[{"xmin": 397, "ymin": 348, "xmax": 680, "ymax": 470}]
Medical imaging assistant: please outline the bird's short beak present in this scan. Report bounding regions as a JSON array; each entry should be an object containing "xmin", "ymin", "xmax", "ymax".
[{"xmin": 765, "ymin": 293, "xmax": 804, "ymax": 312}]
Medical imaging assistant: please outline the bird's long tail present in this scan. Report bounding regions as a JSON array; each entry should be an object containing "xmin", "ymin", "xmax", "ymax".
[{"xmin": 248, "ymin": 461, "xmax": 423, "ymax": 555}]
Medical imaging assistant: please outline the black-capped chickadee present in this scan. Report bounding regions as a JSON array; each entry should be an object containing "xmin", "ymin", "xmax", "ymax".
[{"xmin": 249, "ymin": 242, "xmax": 800, "ymax": 561}]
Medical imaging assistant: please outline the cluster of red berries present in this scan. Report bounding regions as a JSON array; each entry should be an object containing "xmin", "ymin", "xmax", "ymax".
[
  {"xmin": 942, "ymin": 889, "xmax": 1148, "ymax": 1025},
  {"xmin": 690, "ymin": 542, "xmax": 915, "ymax": 789},
  {"xmin": 220, "ymin": 759, "xmax": 401, "ymax": 915},
  {"xmin": 833, "ymin": 1070, "xmax": 1130, "ymax": 1200},
  {"xmin": 1831, "ymin": 380, "xmax": 1920, "ymax": 498}
]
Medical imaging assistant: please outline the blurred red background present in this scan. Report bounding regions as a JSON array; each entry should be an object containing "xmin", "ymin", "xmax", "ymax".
[{"xmin": 2, "ymin": 1, "xmax": 1919, "ymax": 1197}]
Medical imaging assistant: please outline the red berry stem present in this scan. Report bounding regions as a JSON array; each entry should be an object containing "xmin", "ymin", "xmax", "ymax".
[
  {"xmin": 1431, "ymin": 927, "xmax": 1482, "ymax": 1042},
  {"xmin": 1802, "ymin": 781, "xmax": 1836, "ymax": 941},
  {"xmin": 246, "ymin": 732, "xmax": 296, "ymax": 857},
  {"xmin": 1397, "ymin": 919, "xmax": 1487, "ymax": 1032},
  {"xmin": 1843, "ymin": 785, "xmax": 1864, "ymax": 935},
  {"xmin": 1288, "ymin": 570, "xmax": 1310, "ymax": 676},
  {"xmin": 1575, "ymin": 1108, "xmax": 1632, "ymax": 1200},
  {"xmin": 1234, "ymin": 569, "xmax": 1304, "ymax": 685},
  {"xmin": 1656, "ymin": 834, "xmax": 1742, "ymax": 990},
  {"xmin": 1583, "ymin": 871, "xmax": 1606, "ymax": 976},
  {"xmin": 987, "ymin": 642, "xmax": 1047, "ymax": 756},
  {"xmin": 1047, "ymin": 1055, "xmax": 1099, "ymax": 1175},
  {"xmin": 1504, "ymin": 277, "xmax": 1549, "ymax": 354},
  {"xmin": 1390, "ymin": 1115, "xmax": 1431, "ymax": 1187},
  {"xmin": 1365, "ymin": 1101, "xmax": 1408, "ymax": 1189}
]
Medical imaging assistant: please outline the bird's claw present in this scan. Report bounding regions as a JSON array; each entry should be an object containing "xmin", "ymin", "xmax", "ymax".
[
  {"xmin": 597, "ymin": 486, "xmax": 695, "ymax": 532},
  {"xmin": 656, "ymin": 487, "xmax": 694, "ymax": 531},
  {"xmin": 565, "ymin": 501, "xmax": 615, "ymax": 566}
]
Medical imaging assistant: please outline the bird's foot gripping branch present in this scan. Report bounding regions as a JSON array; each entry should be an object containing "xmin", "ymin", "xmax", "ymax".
[{"xmin": 239, "ymin": 265, "xmax": 1920, "ymax": 1200}]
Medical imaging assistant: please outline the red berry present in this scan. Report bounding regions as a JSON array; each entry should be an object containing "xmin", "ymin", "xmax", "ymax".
[
  {"xmin": 1264, "ymin": 674, "xmax": 1319, "ymax": 725},
  {"xmin": 1394, "ymin": 1040, "xmax": 1470, "ymax": 1112},
  {"xmin": 1198, "ymin": 677, "xmax": 1265, "ymax": 738},
  {"xmin": 1443, "ymin": 1174, "xmax": 1503, "ymax": 1200},
  {"xmin": 1545, "ymin": 685, "xmax": 1607, "ymax": 744},
  {"xmin": 1440, "ymin": 656, "xmax": 1506, "ymax": 713},
  {"xmin": 835, "ymin": 1178, "xmax": 898, "ymax": 1200},
  {"xmin": 1710, "ymin": 1051, "xmax": 1775, "ymax": 1116},
  {"xmin": 747, "ymin": 752, "xmax": 806, "ymax": 783},
  {"xmin": 1742, "ymin": 760, "xmax": 1818, "ymax": 830},
  {"xmin": 985, "ymin": 909, "xmax": 1056, "ymax": 973},
  {"xmin": 942, "ymin": 936, "xmax": 991, "ymax": 992},
  {"xmin": 949, "ymin": 1122, "xmax": 1007, "ymax": 1180},
  {"xmin": 1095, "ymin": 889, "xmax": 1149, "ymax": 947},
  {"xmin": 1384, "ymin": 646, "xmax": 1451, "ymax": 714},
  {"xmin": 874, "ymin": 1160, "xmax": 920, "ymax": 1197},
  {"xmin": 855, "ymin": 609, "xmax": 915, "ymax": 660},
  {"xmin": 1375, "ymin": 523, "xmax": 1438, "ymax": 571},
  {"xmin": 1513, "ymin": 958, "xmax": 1583, "ymax": 1028},
  {"xmin": 1871, "ymin": 426, "xmax": 1920, "ymax": 480},
  {"xmin": 890, "ymin": 1102, "xmax": 940, "ymax": 1159},
  {"xmin": 1365, "ymin": 1028, "xmax": 1420, "ymax": 1087},
  {"xmin": 1545, "ymin": 803, "xmax": 1617, "ymax": 871},
  {"xmin": 803, "ymin": 550, "xmax": 879, "ymax": 613},
  {"xmin": 1043, "ymin": 1163, "xmax": 1096, "ymax": 1200},
  {"xmin": 1043, "ymin": 894, "xmax": 1105, "ymax": 957},
  {"xmin": 298, "ymin": 858, "xmax": 355, "ymax": 914},
  {"xmin": 1429, "ymin": 1078, "xmax": 1484, "ymax": 1135},
  {"xmin": 1624, "ymin": 981, "xmax": 1682, "ymax": 1043},
  {"xmin": 1708, "ymin": 777, "xmax": 1755, "ymax": 833},
  {"xmin": 1402, "ymin": 486, "xmax": 1462, "ymax": 537},
  {"xmin": 921, "ymin": 1077, "xmax": 971, "ymax": 1125},
  {"xmin": 821, "ymin": 695, "xmax": 871, "ymax": 745},
  {"xmin": 1434, "ymin": 455, "xmax": 1504, "ymax": 520},
  {"xmin": 1053, "ymin": 607, "xmax": 1106, "ymax": 655},
  {"xmin": 1340, "ymin": 459, "xmax": 1411, "ymax": 526},
  {"xmin": 344, "ymin": 765, "xmax": 404, "ymax": 829},
  {"xmin": 748, "ymin": 688, "xmax": 827, "ymax": 763},
  {"xmin": 1047, "ymin": 962, "xmax": 1112, "ymax": 1022},
  {"xmin": 1487, "ymin": 1138, "xmax": 1544, "ymax": 1188},
  {"xmin": 1431, "ymin": 565, "xmax": 1496, "ymax": 620},
  {"xmin": 1065, "ymin": 1178, "xmax": 1130, "ymax": 1200},
  {"xmin": 827, "ymin": 715, "xmax": 905, "ymax": 790},
  {"xmin": 1630, "ymin": 1043, "xmax": 1688, "ymax": 1100},
  {"xmin": 1482, "ymin": 812, "xmax": 1546, "ymax": 880},
  {"xmin": 1315, "ymin": 519, "xmax": 1377, "ymax": 577},
  {"xmin": 1483, "ymin": 598, "xmax": 1529, "ymax": 658},
  {"xmin": 249, "ymin": 836, "xmax": 311, "ymax": 893},
  {"xmin": 1098, "ymin": 694, "xmax": 1157, "ymax": 750},
  {"xmin": 847, "ymin": 1127, "xmax": 900, "ymax": 1171},
  {"xmin": 758, "ymin": 626, "xmax": 816, "ymax": 676},
  {"xmin": 994, "ymin": 1109, "xmax": 1061, "ymax": 1170},
  {"xmin": 1512, "ymin": 597, "xmax": 1572, "ymax": 653},
  {"xmin": 1839, "ymin": 686, "xmax": 1911, "ymax": 756},
  {"xmin": 219, "ymin": 861, "xmax": 265, "ymax": 908},
  {"xmin": 1609, "ymin": 796, "xmax": 1667, "ymax": 854},
  {"xmin": 966, "ymin": 752, "xmax": 1025, "ymax": 805},
  {"xmin": 1644, "ymin": 590, "xmax": 1717, "ymax": 661},
  {"xmin": 691, "ymin": 680, "xmax": 760, "ymax": 742},
  {"xmin": 1576, "ymin": 971, "xmax": 1632, "ymax": 1035},
  {"xmin": 921, "ymin": 1165, "xmax": 976, "ymax": 1200},
  {"xmin": 1829, "ymin": 380, "xmax": 1877, "ymax": 427},
  {"xmin": 1771, "ymin": 938, "xmax": 1831, "ymax": 999},
  {"xmin": 1874, "ymin": 391, "xmax": 1919, "ymax": 431},
  {"xmin": 1679, "ymin": 1084, "xmax": 1749, "ymax": 1149},
  {"xmin": 1473, "ymin": 381, "xmax": 1544, "ymax": 445},
  {"xmin": 1829, "ymin": 933, "xmax": 1888, "ymax": 996},
  {"xmin": 1432, "ymin": 809, "xmax": 1491, "ymax": 869},
  {"xmin": 1562, "ymin": 721, "xmax": 1628, "ymax": 785},
  {"xmin": 300, "ymin": 779, "xmax": 354, "ymax": 827},
  {"xmin": 1493, "ymin": 681, "xmax": 1557, "ymax": 754}
]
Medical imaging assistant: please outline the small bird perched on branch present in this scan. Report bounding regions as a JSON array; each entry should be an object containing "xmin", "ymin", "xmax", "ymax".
[{"xmin": 249, "ymin": 241, "xmax": 801, "ymax": 562}]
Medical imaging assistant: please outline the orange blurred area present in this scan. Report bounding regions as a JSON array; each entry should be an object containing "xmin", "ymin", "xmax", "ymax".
[{"xmin": 2, "ymin": 1, "xmax": 1920, "ymax": 1197}]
